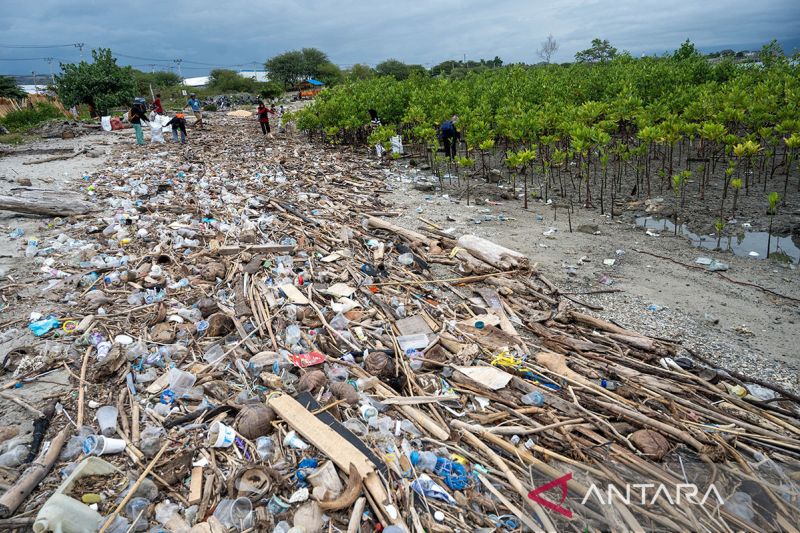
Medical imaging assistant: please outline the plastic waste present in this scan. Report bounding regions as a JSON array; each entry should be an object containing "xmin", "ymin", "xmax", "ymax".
[
  {"xmin": 0, "ymin": 444, "xmax": 28, "ymax": 467},
  {"xmin": 28, "ymin": 317, "xmax": 61, "ymax": 337},
  {"xmin": 255, "ymin": 436, "xmax": 275, "ymax": 460},
  {"xmin": 95, "ymin": 405, "xmax": 119, "ymax": 437},
  {"xmin": 203, "ymin": 344, "xmax": 225, "ymax": 363},
  {"xmin": 708, "ymin": 260, "xmax": 730, "ymax": 272},
  {"xmin": 125, "ymin": 496, "xmax": 150, "ymax": 531},
  {"xmin": 397, "ymin": 252, "xmax": 414, "ymax": 265},
  {"xmin": 521, "ymin": 391, "xmax": 545, "ymax": 407},
  {"xmin": 409, "ymin": 450, "xmax": 437, "ymax": 472}
]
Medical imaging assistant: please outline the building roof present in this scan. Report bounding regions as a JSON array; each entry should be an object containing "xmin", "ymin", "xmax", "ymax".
[
  {"xmin": 306, "ymin": 78, "xmax": 324, "ymax": 86},
  {"xmin": 183, "ymin": 76, "xmax": 210, "ymax": 87}
]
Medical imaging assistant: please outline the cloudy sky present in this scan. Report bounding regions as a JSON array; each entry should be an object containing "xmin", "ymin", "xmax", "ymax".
[{"xmin": 1, "ymin": 0, "xmax": 798, "ymax": 78}]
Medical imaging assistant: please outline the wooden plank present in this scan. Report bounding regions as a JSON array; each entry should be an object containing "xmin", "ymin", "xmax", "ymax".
[
  {"xmin": 268, "ymin": 394, "xmax": 401, "ymax": 526},
  {"xmin": 188, "ymin": 466, "xmax": 203, "ymax": 504}
]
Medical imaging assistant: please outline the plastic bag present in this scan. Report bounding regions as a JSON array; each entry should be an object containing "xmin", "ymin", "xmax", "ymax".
[
  {"xmin": 390, "ymin": 135, "xmax": 404, "ymax": 155},
  {"xmin": 101, "ymin": 116, "xmax": 112, "ymax": 132},
  {"xmin": 150, "ymin": 121, "xmax": 164, "ymax": 143}
]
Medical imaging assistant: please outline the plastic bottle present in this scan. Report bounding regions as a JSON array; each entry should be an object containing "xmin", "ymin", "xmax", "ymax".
[
  {"xmin": 521, "ymin": 391, "xmax": 545, "ymax": 407},
  {"xmin": 125, "ymin": 497, "xmax": 150, "ymax": 531},
  {"xmin": 0, "ymin": 444, "xmax": 28, "ymax": 467},
  {"xmin": 255, "ymin": 436, "xmax": 275, "ymax": 460},
  {"xmin": 284, "ymin": 324, "xmax": 302, "ymax": 346},
  {"xmin": 409, "ymin": 450, "xmax": 437, "ymax": 472},
  {"xmin": 397, "ymin": 253, "xmax": 414, "ymax": 265},
  {"xmin": 25, "ymin": 239, "xmax": 39, "ymax": 258},
  {"xmin": 600, "ymin": 379, "xmax": 621, "ymax": 391}
]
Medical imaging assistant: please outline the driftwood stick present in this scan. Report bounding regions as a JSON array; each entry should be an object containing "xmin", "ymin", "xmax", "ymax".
[{"xmin": 0, "ymin": 425, "xmax": 71, "ymax": 517}]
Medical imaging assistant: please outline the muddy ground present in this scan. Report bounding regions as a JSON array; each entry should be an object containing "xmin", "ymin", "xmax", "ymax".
[{"xmin": 376, "ymin": 159, "xmax": 799, "ymax": 392}]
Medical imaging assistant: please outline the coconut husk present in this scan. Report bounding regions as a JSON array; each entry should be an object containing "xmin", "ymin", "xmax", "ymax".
[
  {"xmin": 298, "ymin": 370, "xmax": 327, "ymax": 393},
  {"xmin": 328, "ymin": 381, "xmax": 359, "ymax": 405},
  {"xmin": 364, "ymin": 351, "xmax": 392, "ymax": 378},
  {"xmin": 196, "ymin": 297, "xmax": 219, "ymax": 318},
  {"xmin": 150, "ymin": 322, "xmax": 175, "ymax": 344},
  {"xmin": 206, "ymin": 313, "xmax": 234, "ymax": 337},
  {"xmin": 234, "ymin": 404, "xmax": 276, "ymax": 439},
  {"xmin": 201, "ymin": 261, "xmax": 226, "ymax": 281},
  {"xmin": 629, "ymin": 429, "xmax": 671, "ymax": 461}
]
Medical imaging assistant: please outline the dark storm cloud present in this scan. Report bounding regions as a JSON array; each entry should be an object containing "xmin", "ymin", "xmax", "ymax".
[{"xmin": 1, "ymin": 0, "xmax": 798, "ymax": 76}]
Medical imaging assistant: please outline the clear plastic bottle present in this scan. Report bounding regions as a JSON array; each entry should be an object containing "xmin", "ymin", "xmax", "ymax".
[
  {"xmin": 25, "ymin": 239, "xmax": 39, "ymax": 257},
  {"xmin": 409, "ymin": 450, "xmax": 437, "ymax": 472},
  {"xmin": 0, "ymin": 444, "xmax": 28, "ymax": 467},
  {"xmin": 284, "ymin": 324, "xmax": 302, "ymax": 346}
]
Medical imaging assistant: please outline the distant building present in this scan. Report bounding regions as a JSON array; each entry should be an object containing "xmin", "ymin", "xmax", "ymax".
[
  {"xmin": 183, "ymin": 76, "xmax": 210, "ymax": 87},
  {"xmin": 20, "ymin": 85, "xmax": 49, "ymax": 95}
]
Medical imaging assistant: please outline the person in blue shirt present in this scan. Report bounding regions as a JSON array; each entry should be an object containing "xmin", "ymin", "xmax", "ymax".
[
  {"xmin": 186, "ymin": 93, "xmax": 204, "ymax": 129},
  {"xmin": 438, "ymin": 114, "xmax": 459, "ymax": 160}
]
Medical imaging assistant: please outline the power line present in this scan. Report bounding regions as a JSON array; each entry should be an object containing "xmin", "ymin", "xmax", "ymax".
[{"xmin": 0, "ymin": 43, "xmax": 75, "ymax": 49}]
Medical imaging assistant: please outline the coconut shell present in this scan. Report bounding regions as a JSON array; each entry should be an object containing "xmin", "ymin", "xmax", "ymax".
[
  {"xmin": 329, "ymin": 382, "xmax": 359, "ymax": 405},
  {"xmin": 298, "ymin": 370, "xmax": 327, "ymax": 393},
  {"xmin": 206, "ymin": 313, "xmax": 234, "ymax": 337},
  {"xmin": 235, "ymin": 404, "xmax": 276, "ymax": 439},
  {"xmin": 196, "ymin": 297, "xmax": 219, "ymax": 318},
  {"xmin": 201, "ymin": 261, "xmax": 226, "ymax": 281},
  {"xmin": 364, "ymin": 351, "xmax": 391, "ymax": 378},
  {"xmin": 150, "ymin": 322, "xmax": 175, "ymax": 343},
  {"xmin": 629, "ymin": 429, "xmax": 671, "ymax": 461}
]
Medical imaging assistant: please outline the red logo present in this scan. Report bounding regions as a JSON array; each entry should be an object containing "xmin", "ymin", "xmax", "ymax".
[{"xmin": 528, "ymin": 473, "xmax": 573, "ymax": 518}]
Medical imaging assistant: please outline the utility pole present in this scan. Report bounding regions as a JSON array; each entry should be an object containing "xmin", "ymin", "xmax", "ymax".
[
  {"xmin": 45, "ymin": 57, "xmax": 54, "ymax": 83},
  {"xmin": 173, "ymin": 59, "xmax": 183, "ymax": 79},
  {"xmin": 148, "ymin": 63, "xmax": 156, "ymax": 73},
  {"xmin": 74, "ymin": 42, "xmax": 85, "ymax": 61},
  {"xmin": 31, "ymin": 71, "xmax": 37, "ymax": 90}
]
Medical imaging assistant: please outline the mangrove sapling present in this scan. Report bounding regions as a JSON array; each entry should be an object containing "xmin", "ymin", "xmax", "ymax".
[
  {"xmin": 672, "ymin": 170, "xmax": 690, "ymax": 236},
  {"xmin": 783, "ymin": 133, "xmax": 800, "ymax": 204},
  {"xmin": 714, "ymin": 219, "xmax": 725, "ymax": 250},
  {"xmin": 456, "ymin": 155, "xmax": 475, "ymax": 206},
  {"xmin": 730, "ymin": 178, "xmax": 743, "ymax": 217},
  {"xmin": 766, "ymin": 192, "xmax": 779, "ymax": 259}
]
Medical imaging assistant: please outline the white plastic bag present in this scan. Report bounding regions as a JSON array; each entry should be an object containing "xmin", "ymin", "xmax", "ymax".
[
  {"xmin": 150, "ymin": 121, "xmax": 164, "ymax": 143},
  {"xmin": 101, "ymin": 116, "xmax": 112, "ymax": 132},
  {"xmin": 390, "ymin": 135, "xmax": 404, "ymax": 155},
  {"xmin": 375, "ymin": 144, "xmax": 386, "ymax": 157}
]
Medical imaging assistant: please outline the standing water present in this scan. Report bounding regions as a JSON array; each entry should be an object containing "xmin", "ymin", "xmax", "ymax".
[{"xmin": 635, "ymin": 216, "xmax": 800, "ymax": 263}]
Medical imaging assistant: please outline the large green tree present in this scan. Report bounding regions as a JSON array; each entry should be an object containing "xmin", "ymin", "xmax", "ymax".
[
  {"xmin": 375, "ymin": 59, "xmax": 427, "ymax": 80},
  {"xmin": 208, "ymin": 69, "xmax": 259, "ymax": 92},
  {"xmin": 265, "ymin": 48, "xmax": 341, "ymax": 88},
  {"xmin": 575, "ymin": 38, "xmax": 618, "ymax": 63},
  {"xmin": 0, "ymin": 75, "xmax": 26, "ymax": 99},
  {"xmin": 55, "ymin": 48, "xmax": 136, "ymax": 115},
  {"xmin": 132, "ymin": 70, "xmax": 181, "ymax": 95},
  {"xmin": 346, "ymin": 64, "xmax": 375, "ymax": 81}
]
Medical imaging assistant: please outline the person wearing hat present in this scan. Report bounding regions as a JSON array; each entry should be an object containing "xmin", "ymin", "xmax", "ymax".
[
  {"xmin": 186, "ymin": 93, "xmax": 203, "ymax": 129},
  {"xmin": 165, "ymin": 112, "xmax": 188, "ymax": 144},
  {"xmin": 129, "ymin": 97, "xmax": 150, "ymax": 146}
]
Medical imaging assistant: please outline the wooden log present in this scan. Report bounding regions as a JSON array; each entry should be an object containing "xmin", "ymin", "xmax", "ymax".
[
  {"xmin": 456, "ymin": 234, "xmax": 529, "ymax": 270},
  {"xmin": 365, "ymin": 216, "xmax": 441, "ymax": 253},
  {"xmin": 0, "ymin": 189, "xmax": 98, "ymax": 216},
  {"xmin": 0, "ymin": 426, "xmax": 71, "ymax": 517}
]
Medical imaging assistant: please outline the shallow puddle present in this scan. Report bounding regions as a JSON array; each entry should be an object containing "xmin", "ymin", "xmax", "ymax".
[{"xmin": 635, "ymin": 216, "xmax": 800, "ymax": 263}]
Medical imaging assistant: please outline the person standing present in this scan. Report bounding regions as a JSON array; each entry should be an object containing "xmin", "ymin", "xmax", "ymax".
[
  {"xmin": 152, "ymin": 94, "xmax": 163, "ymax": 115},
  {"xmin": 256, "ymin": 102, "xmax": 274, "ymax": 137},
  {"xmin": 165, "ymin": 112, "xmax": 188, "ymax": 144},
  {"xmin": 187, "ymin": 93, "xmax": 204, "ymax": 129},
  {"xmin": 438, "ymin": 114, "xmax": 459, "ymax": 160},
  {"xmin": 129, "ymin": 98, "xmax": 149, "ymax": 146}
]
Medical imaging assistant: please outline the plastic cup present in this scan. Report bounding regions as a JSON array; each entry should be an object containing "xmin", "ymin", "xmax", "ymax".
[
  {"xmin": 95, "ymin": 406, "xmax": 119, "ymax": 437},
  {"xmin": 282, "ymin": 430, "xmax": 309, "ymax": 450},
  {"xmin": 306, "ymin": 461, "xmax": 343, "ymax": 494},
  {"xmin": 213, "ymin": 497, "xmax": 252, "ymax": 529},
  {"xmin": 207, "ymin": 421, "xmax": 236, "ymax": 448},
  {"xmin": 168, "ymin": 368, "xmax": 196, "ymax": 396},
  {"xmin": 83, "ymin": 435, "xmax": 126, "ymax": 456}
]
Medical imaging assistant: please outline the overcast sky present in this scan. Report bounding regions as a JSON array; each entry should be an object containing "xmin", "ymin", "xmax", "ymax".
[{"xmin": 1, "ymin": 0, "xmax": 798, "ymax": 78}]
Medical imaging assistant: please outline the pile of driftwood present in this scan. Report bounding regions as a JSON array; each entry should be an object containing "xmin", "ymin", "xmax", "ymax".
[{"xmin": 0, "ymin": 115, "xmax": 798, "ymax": 533}]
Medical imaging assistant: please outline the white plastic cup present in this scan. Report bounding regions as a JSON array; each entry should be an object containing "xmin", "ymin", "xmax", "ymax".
[
  {"xmin": 359, "ymin": 404, "xmax": 378, "ymax": 421},
  {"xmin": 213, "ymin": 497, "xmax": 252, "ymax": 529},
  {"xmin": 95, "ymin": 406, "xmax": 119, "ymax": 437},
  {"xmin": 207, "ymin": 421, "xmax": 236, "ymax": 448},
  {"xmin": 83, "ymin": 435, "xmax": 126, "ymax": 455}
]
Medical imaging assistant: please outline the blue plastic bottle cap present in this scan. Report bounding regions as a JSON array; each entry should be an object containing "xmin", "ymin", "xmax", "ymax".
[{"xmin": 474, "ymin": 321, "xmax": 485, "ymax": 329}]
